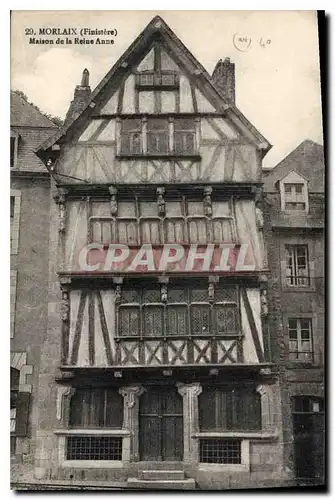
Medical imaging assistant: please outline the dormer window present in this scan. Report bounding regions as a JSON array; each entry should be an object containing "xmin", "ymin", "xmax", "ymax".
[
  {"xmin": 284, "ymin": 183, "xmax": 306, "ymax": 211},
  {"xmin": 279, "ymin": 171, "xmax": 309, "ymax": 213}
]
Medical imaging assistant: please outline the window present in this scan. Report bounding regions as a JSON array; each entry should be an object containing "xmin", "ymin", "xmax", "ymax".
[
  {"xmin": 10, "ymin": 367, "xmax": 30, "ymax": 454},
  {"xmin": 67, "ymin": 436, "xmax": 122, "ymax": 461},
  {"xmin": 285, "ymin": 245, "xmax": 310, "ymax": 286},
  {"xmin": 199, "ymin": 386, "xmax": 261, "ymax": 431},
  {"xmin": 120, "ymin": 119, "xmax": 142, "ymax": 155},
  {"xmin": 117, "ymin": 285, "xmax": 239, "ymax": 338},
  {"xmin": 292, "ymin": 396, "xmax": 324, "ymax": 414},
  {"xmin": 136, "ymin": 71, "xmax": 179, "ymax": 90},
  {"xmin": 89, "ymin": 197, "xmax": 236, "ymax": 246},
  {"xmin": 288, "ymin": 318, "xmax": 313, "ymax": 362},
  {"xmin": 147, "ymin": 119, "xmax": 169, "ymax": 154},
  {"xmin": 69, "ymin": 388, "xmax": 123, "ymax": 429},
  {"xmin": 283, "ymin": 183, "xmax": 307, "ymax": 211},
  {"xmin": 119, "ymin": 118, "xmax": 199, "ymax": 157},
  {"xmin": 200, "ymin": 439, "xmax": 241, "ymax": 464},
  {"xmin": 174, "ymin": 119, "xmax": 196, "ymax": 155}
]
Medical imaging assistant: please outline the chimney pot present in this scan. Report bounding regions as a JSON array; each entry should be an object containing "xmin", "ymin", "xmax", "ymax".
[{"xmin": 212, "ymin": 58, "xmax": 235, "ymax": 104}]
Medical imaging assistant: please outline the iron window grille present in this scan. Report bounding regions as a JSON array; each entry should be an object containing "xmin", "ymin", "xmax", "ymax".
[
  {"xmin": 66, "ymin": 436, "xmax": 122, "ymax": 461},
  {"xmin": 285, "ymin": 245, "xmax": 310, "ymax": 286},
  {"xmin": 200, "ymin": 438, "xmax": 241, "ymax": 464},
  {"xmin": 117, "ymin": 286, "xmax": 239, "ymax": 339},
  {"xmin": 288, "ymin": 318, "xmax": 313, "ymax": 362},
  {"xmin": 89, "ymin": 197, "xmax": 236, "ymax": 246}
]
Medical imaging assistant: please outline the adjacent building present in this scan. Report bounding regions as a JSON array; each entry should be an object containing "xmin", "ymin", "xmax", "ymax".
[
  {"xmin": 263, "ymin": 139, "xmax": 325, "ymax": 485},
  {"xmin": 10, "ymin": 91, "xmax": 58, "ymax": 479}
]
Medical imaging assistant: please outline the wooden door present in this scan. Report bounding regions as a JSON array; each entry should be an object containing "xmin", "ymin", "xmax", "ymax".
[
  {"xmin": 292, "ymin": 397, "xmax": 325, "ymax": 483},
  {"xmin": 139, "ymin": 386, "xmax": 183, "ymax": 461}
]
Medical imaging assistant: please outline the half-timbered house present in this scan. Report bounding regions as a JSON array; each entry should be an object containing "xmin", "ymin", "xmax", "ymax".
[{"xmin": 34, "ymin": 16, "xmax": 290, "ymax": 489}]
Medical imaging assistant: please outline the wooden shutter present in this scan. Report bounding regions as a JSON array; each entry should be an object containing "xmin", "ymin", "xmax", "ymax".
[{"xmin": 14, "ymin": 392, "xmax": 30, "ymax": 437}]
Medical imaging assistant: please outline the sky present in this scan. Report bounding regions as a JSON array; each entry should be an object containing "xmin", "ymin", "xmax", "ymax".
[{"xmin": 10, "ymin": 10, "xmax": 324, "ymax": 169}]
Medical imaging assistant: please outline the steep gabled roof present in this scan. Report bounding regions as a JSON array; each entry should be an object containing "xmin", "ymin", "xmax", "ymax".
[
  {"xmin": 36, "ymin": 15, "xmax": 271, "ymax": 158},
  {"xmin": 11, "ymin": 91, "xmax": 58, "ymax": 128},
  {"xmin": 263, "ymin": 139, "xmax": 324, "ymax": 193}
]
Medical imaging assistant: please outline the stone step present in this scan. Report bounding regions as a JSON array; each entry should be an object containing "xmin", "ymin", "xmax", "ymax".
[
  {"xmin": 139, "ymin": 470, "xmax": 185, "ymax": 481},
  {"xmin": 134, "ymin": 461, "xmax": 184, "ymax": 470},
  {"xmin": 127, "ymin": 478, "xmax": 196, "ymax": 490}
]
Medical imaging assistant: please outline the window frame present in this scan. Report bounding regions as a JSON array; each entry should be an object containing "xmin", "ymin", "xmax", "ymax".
[
  {"xmin": 288, "ymin": 317, "xmax": 314, "ymax": 363},
  {"xmin": 285, "ymin": 244, "xmax": 310, "ymax": 287},
  {"xmin": 135, "ymin": 71, "xmax": 180, "ymax": 90},
  {"xmin": 116, "ymin": 285, "xmax": 240, "ymax": 339},
  {"xmin": 118, "ymin": 117, "xmax": 200, "ymax": 158},
  {"xmin": 88, "ymin": 196, "xmax": 236, "ymax": 246}
]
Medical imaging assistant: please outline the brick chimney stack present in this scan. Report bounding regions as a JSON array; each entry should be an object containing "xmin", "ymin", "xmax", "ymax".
[
  {"xmin": 212, "ymin": 57, "xmax": 235, "ymax": 104},
  {"xmin": 64, "ymin": 68, "xmax": 91, "ymax": 127}
]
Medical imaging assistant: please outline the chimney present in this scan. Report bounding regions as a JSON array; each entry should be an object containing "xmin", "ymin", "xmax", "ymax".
[
  {"xmin": 64, "ymin": 68, "xmax": 91, "ymax": 127},
  {"xmin": 212, "ymin": 57, "xmax": 235, "ymax": 104}
]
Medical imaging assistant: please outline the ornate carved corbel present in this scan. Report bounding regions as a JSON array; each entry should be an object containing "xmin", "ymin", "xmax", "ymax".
[
  {"xmin": 56, "ymin": 385, "xmax": 76, "ymax": 421},
  {"xmin": 54, "ymin": 188, "xmax": 69, "ymax": 233},
  {"xmin": 60, "ymin": 277, "xmax": 71, "ymax": 364},
  {"xmin": 109, "ymin": 185, "xmax": 118, "ymax": 216},
  {"xmin": 113, "ymin": 277, "xmax": 123, "ymax": 304},
  {"xmin": 203, "ymin": 186, "xmax": 213, "ymax": 216},
  {"xmin": 261, "ymin": 289, "xmax": 268, "ymax": 316},
  {"xmin": 157, "ymin": 187, "xmax": 166, "ymax": 216},
  {"xmin": 208, "ymin": 275, "xmax": 219, "ymax": 302}
]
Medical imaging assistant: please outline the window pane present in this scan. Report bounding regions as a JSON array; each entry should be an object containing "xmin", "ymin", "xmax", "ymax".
[
  {"xmin": 213, "ymin": 219, "xmax": 233, "ymax": 242},
  {"xmin": 300, "ymin": 318, "xmax": 311, "ymax": 331},
  {"xmin": 143, "ymin": 306, "xmax": 163, "ymax": 336},
  {"xmin": 188, "ymin": 219, "xmax": 207, "ymax": 244},
  {"xmin": 139, "ymin": 73, "xmax": 154, "ymax": 86},
  {"xmin": 215, "ymin": 305, "xmax": 237, "ymax": 334},
  {"xmin": 147, "ymin": 132, "xmax": 168, "ymax": 154},
  {"xmin": 118, "ymin": 220, "xmax": 137, "ymax": 244},
  {"xmin": 191, "ymin": 305, "xmax": 210, "ymax": 335},
  {"xmin": 288, "ymin": 318, "xmax": 298, "ymax": 330},
  {"xmin": 140, "ymin": 219, "xmax": 161, "ymax": 244},
  {"xmin": 119, "ymin": 307, "xmax": 140, "ymax": 336},
  {"xmin": 161, "ymin": 73, "xmax": 176, "ymax": 86},
  {"xmin": 167, "ymin": 306, "xmax": 187, "ymax": 336},
  {"xmin": 121, "ymin": 119, "xmax": 141, "ymax": 131},
  {"xmin": 174, "ymin": 119, "xmax": 196, "ymax": 131},
  {"xmin": 295, "ymin": 184, "xmax": 303, "ymax": 194},
  {"xmin": 147, "ymin": 119, "xmax": 168, "ymax": 131},
  {"xmin": 284, "ymin": 184, "xmax": 292, "ymax": 193}
]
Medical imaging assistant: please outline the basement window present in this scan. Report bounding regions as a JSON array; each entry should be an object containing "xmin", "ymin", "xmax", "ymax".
[
  {"xmin": 200, "ymin": 438, "xmax": 241, "ymax": 464},
  {"xmin": 66, "ymin": 436, "xmax": 122, "ymax": 461}
]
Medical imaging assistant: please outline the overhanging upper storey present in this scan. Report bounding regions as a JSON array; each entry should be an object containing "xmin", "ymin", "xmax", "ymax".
[{"xmin": 35, "ymin": 16, "xmax": 271, "ymax": 186}]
